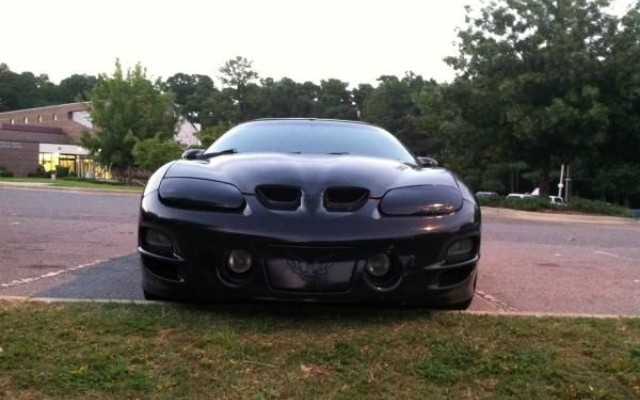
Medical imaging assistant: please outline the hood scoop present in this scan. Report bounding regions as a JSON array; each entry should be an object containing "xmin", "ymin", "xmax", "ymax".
[
  {"xmin": 256, "ymin": 185, "xmax": 301, "ymax": 211},
  {"xmin": 323, "ymin": 187, "xmax": 370, "ymax": 212}
]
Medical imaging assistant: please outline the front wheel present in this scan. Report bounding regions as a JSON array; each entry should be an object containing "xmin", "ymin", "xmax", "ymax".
[
  {"xmin": 437, "ymin": 297, "xmax": 473, "ymax": 310},
  {"xmin": 143, "ymin": 290, "xmax": 166, "ymax": 301}
]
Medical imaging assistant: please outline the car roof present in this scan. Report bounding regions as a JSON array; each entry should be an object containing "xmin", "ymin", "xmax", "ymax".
[{"xmin": 251, "ymin": 118, "xmax": 371, "ymax": 126}]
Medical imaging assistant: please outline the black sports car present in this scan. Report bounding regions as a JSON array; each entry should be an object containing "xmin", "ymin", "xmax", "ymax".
[{"xmin": 138, "ymin": 119, "xmax": 480, "ymax": 308}]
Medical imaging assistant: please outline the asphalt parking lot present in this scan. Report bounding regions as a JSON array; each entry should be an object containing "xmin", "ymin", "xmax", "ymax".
[{"xmin": 1, "ymin": 186, "xmax": 638, "ymax": 315}]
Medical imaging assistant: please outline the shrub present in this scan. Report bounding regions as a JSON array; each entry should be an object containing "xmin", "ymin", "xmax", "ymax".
[
  {"xmin": 0, "ymin": 165, "xmax": 14, "ymax": 177},
  {"xmin": 132, "ymin": 135, "xmax": 183, "ymax": 172},
  {"xmin": 479, "ymin": 195, "xmax": 630, "ymax": 217},
  {"xmin": 478, "ymin": 196, "xmax": 549, "ymax": 211},
  {"xmin": 28, "ymin": 165, "xmax": 47, "ymax": 178},
  {"xmin": 569, "ymin": 197, "xmax": 630, "ymax": 217},
  {"xmin": 55, "ymin": 166, "xmax": 70, "ymax": 177}
]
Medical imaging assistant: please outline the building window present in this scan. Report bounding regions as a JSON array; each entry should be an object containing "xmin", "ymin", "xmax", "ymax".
[
  {"xmin": 10, "ymin": 118, "xmax": 15, "ymax": 125},
  {"xmin": 23, "ymin": 117, "xmax": 29, "ymax": 124},
  {"xmin": 39, "ymin": 153, "xmax": 55, "ymax": 172},
  {"xmin": 37, "ymin": 115, "xmax": 43, "ymax": 123},
  {"xmin": 53, "ymin": 114, "xmax": 58, "ymax": 121},
  {"xmin": 67, "ymin": 111, "xmax": 73, "ymax": 120}
]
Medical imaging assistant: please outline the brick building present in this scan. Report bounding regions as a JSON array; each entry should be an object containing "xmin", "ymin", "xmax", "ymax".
[
  {"xmin": 0, "ymin": 102, "xmax": 201, "ymax": 178},
  {"xmin": 0, "ymin": 103, "xmax": 94, "ymax": 177}
]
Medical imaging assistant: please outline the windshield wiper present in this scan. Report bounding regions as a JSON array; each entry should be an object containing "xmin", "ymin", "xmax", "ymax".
[
  {"xmin": 327, "ymin": 152, "xmax": 350, "ymax": 155},
  {"xmin": 200, "ymin": 149, "xmax": 238, "ymax": 159}
]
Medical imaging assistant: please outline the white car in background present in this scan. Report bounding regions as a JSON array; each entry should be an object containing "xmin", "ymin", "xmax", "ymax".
[
  {"xmin": 548, "ymin": 196, "xmax": 566, "ymax": 206},
  {"xmin": 506, "ymin": 193, "xmax": 533, "ymax": 199}
]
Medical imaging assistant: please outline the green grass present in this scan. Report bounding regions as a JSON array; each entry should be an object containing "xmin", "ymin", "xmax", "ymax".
[
  {"xmin": 479, "ymin": 196, "xmax": 631, "ymax": 217},
  {"xmin": 0, "ymin": 302, "xmax": 638, "ymax": 399},
  {"xmin": 0, "ymin": 177, "xmax": 141, "ymax": 191}
]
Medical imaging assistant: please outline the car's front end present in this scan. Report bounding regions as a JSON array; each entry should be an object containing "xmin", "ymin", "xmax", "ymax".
[
  {"xmin": 138, "ymin": 119, "xmax": 481, "ymax": 308},
  {"xmin": 139, "ymin": 160, "xmax": 480, "ymax": 308}
]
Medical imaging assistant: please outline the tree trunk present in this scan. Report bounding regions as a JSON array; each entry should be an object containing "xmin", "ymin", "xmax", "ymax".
[{"xmin": 539, "ymin": 158, "xmax": 550, "ymax": 197}]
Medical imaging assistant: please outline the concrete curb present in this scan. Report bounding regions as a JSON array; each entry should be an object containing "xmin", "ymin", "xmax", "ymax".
[
  {"xmin": 481, "ymin": 206, "xmax": 637, "ymax": 225},
  {"xmin": 0, "ymin": 182, "xmax": 141, "ymax": 196},
  {"xmin": 0, "ymin": 296, "xmax": 637, "ymax": 319}
]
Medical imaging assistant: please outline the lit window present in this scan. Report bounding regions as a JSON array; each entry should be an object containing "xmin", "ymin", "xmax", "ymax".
[
  {"xmin": 23, "ymin": 117, "xmax": 29, "ymax": 124},
  {"xmin": 10, "ymin": 118, "xmax": 15, "ymax": 125},
  {"xmin": 37, "ymin": 115, "xmax": 43, "ymax": 123},
  {"xmin": 53, "ymin": 114, "xmax": 58, "ymax": 121}
]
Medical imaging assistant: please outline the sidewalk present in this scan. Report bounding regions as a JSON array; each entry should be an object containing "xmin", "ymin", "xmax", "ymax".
[
  {"xmin": 482, "ymin": 206, "xmax": 638, "ymax": 225},
  {"xmin": 0, "ymin": 181, "xmax": 141, "ymax": 196}
]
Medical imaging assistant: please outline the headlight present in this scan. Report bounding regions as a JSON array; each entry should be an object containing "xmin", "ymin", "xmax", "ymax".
[
  {"xmin": 379, "ymin": 185, "xmax": 463, "ymax": 216},
  {"xmin": 158, "ymin": 178, "xmax": 245, "ymax": 210},
  {"xmin": 143, "ymin": 162, "xmax": 174, "ymax": 196}
]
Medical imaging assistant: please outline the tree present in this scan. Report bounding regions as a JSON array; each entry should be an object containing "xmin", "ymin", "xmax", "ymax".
[
  {"xmin": 219, "ymin": 56, "xmax": 259, "ymax": 90},
  {"xmin": 257, "ymin": 78, "xmax": 322, "ymax": 118},
  {"xmin": 196, "ymin": 122, "xmax": 231, "ymax": 148},
  {"xmin": 199, "ymin": 88, "xmax": 239, "ymax": 128},
  {"xmin": 316, "ymin": 79, "xmax": 357, "ymax": 119},
  {"xmin": 446, "ymin": 0, "xmax": 615, "ymax": 196},
  {"xmin": 0, "ymin": 64, "xmax": 42, "ymax": 111},
  {"xmin": 352, "ymin": 83, "xmax": 374, "ymax": 118},
  {"xmin": 593, "ymin": 2, "xmax": 640, "ymax": 205},
  {"xmin": 363, "ymin": 73, "xmax": 428, "ymax": 153},
  {"xmin": 0, "ymin": 65, "xmax": 97, "ymax": 111},
  {"xmin": 218, "ymin": 56, "xmax": 259, "ymax": 121},
  {"xmin": 81, "ymin": 60, "xmax": 177, "ymax": 179},
  {"xmin": 164, "ymin": 73, "xmax": 215, "ymax": 123},
  {"xmin": 56, "ymin": 74, "xmax": 98, "ymax": 103},
  {"xmin": 132, "ymin": 134, "xmax": 183, "ymax": 171}
]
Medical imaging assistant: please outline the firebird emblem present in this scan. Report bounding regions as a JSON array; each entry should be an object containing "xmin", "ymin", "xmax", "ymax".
[{"xmin": 286, "ymin": 255, "xmax": 336, "ymax": 282}]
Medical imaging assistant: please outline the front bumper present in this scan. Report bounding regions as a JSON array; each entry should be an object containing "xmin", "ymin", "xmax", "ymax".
[{"xmin": 138, "ymin": 193, "xmax": 481, "ymax": 306}]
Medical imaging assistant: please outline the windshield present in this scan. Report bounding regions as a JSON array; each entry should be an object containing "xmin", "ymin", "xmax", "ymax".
[{"xmin": 206, "ymin": 120, "xmax": 417, "ymax": 164}]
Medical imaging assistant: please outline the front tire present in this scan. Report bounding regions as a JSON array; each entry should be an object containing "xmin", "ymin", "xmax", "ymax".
[
  {"xmin": 438, "ymin": 297, "xmax": 473, "ymax": 310},
  {"xmin": 143, "ymin": 290, "xmax": 166, "ymax": 301}
]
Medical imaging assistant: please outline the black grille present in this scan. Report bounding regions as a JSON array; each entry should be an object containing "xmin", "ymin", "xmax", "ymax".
[
  {"xmin": 323, "ymin": 187, "xmax": 370, "ymax": 212},
  {"xmin": 256, "ymin": 185, "xmax": 301, "ymax": 210}
]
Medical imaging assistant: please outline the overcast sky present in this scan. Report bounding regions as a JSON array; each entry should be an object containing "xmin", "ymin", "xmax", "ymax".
[{"xmin": 2, "ymin": 0, "xmax": 635, "ymax": 86}]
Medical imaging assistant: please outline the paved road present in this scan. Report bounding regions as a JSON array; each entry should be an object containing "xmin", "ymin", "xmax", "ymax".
[{"xmin": 1, "ymin": 187, "xmax": 638, "ymax": 315}]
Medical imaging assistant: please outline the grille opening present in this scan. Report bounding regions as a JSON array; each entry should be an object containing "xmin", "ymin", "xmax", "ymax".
[
  {"xmin": 256, "ymin": 185, "xmax": 301, "ymax": 210},
  {"xmin": 144, "ymin": 258, "xmax": 180, "ymax": 281},
  {"xmin": 438, "ymin": 264, "xmax": 474, "ymax": 287},
  {"xmin": 324, "ymin": 187, "xmax": 369, "ymax": 212}
]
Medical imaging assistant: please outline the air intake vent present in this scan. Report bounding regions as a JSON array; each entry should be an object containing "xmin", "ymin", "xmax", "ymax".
[
  {"xmin": 323, "ymin": 187, "xmax": 370, "ymax": 212},
  {"xmin": 256, "ymin": 185, "xmax": 301, "ymax": 211}
]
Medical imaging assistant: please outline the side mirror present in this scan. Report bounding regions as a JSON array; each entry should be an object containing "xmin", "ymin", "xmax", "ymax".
[
  {"xmin": 182, "ymin": 149, "xmax": 205, "ymax": 160},
  {"xmin": 417, "ymin": 156, "xmax": 439, "ymax": 168}
]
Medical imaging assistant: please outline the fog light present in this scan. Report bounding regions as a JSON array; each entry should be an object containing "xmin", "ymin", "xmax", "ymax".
[
  {"xmin": 227, "ymin": 249, "xmax": 253, "ymax": 274},
  {"xmin": 144, "ymin": 229, "xmax": 173, "ymax": 254},
  {"xmin": 366, "ymin": 253, "xmax": 391, "ymax": 277},
  {"xmin": 446, "ymin": 238, "xmax": 474, "ymax": 262}
]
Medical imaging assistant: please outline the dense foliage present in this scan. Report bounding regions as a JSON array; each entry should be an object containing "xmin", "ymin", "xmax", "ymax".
[
  {"xmin": 1, "ymin": 0, "xmax": 637, "ymax": 205},
  {"xmin": 478, "ymin": 196, "xmax": 631, "ymax": 216},
  {"xmin": 0, "ymin": 63, "xmax": 97, "ymax": 110},
  {"xmin": 80, "ymin": 61, "xmax": 177, "ymax": 179}
]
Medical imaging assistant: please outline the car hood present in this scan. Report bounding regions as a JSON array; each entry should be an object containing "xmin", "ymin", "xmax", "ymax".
[{"xmin": 164, "ymin": 153, "xmax": 459, "ymax": 198}]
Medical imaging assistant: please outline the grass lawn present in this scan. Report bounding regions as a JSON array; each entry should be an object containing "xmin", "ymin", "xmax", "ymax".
[
  {"xmin": 0, "ymin": 302, "xmax": 638, "ymax": 399},
  {"xmin": 0, "ymin": 177, "xmax": 141, "ymax": 191}
]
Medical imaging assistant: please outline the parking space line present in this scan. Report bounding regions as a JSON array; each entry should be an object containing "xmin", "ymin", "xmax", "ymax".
[
  {"xmin": 475, "ymin": 290, "xmax": 518, "ymax": 312},
  {"xmin": 594, "ymin": 250, "xmax": 620, "ymax": 258},
  {"xmin": 0, "ymin": 259, "xmax": 107, "ymax": 289}
]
